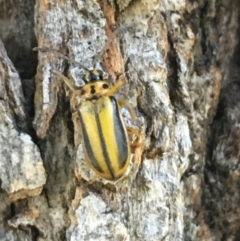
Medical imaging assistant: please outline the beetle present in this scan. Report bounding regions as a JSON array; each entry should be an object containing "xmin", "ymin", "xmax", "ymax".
[{"xmin": 53, "ymin": 68, "xmax": 142, "ymax": 181}]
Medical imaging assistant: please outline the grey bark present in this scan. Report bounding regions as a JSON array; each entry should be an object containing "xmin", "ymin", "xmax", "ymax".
[{"xmin": 0, "ymin": 0, "xmax": 239, "ymax": 240}]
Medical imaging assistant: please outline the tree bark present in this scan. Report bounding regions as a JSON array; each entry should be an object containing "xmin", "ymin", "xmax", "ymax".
[{"xmin": 0, "ymin": 0, "xmax": 239, "ymax": 240}]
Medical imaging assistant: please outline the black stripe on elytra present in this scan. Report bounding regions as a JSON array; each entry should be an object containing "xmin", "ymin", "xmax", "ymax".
[
  {"xmin": 110, "ymin": 97, "xmax": 129, "ymax": 169},
  {"xmin": 95, "ymin": 101, "xmax": 116, "ymax": 179},
  {"xmin": 78, "ymin": 105, "xmax": 103, "ymax": 173}
]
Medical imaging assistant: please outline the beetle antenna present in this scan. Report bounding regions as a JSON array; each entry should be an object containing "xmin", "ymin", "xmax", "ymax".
[{"xmin": 33, "ymin": 46, "xmax": 89, "ymax": 71}]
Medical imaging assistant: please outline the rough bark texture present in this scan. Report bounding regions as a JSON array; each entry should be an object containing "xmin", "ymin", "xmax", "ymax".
[{"xmin": 0, "ymin": 0, "xmax": 239, "ymax": 240}]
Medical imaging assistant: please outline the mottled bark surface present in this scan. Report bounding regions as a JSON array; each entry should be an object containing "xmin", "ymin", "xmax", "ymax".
[{"xmin": 0, "ymin": 0, "xmax": 239, "ymax": 240}]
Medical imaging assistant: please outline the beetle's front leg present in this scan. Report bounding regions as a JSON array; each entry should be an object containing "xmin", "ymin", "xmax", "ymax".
[{"xmin": 105, "ymin": 80, "xmax": 124, "ymax": 96}]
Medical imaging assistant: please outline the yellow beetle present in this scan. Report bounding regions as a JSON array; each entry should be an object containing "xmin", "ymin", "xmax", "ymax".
[{"xmin": 53, "ymin": 68, "xmax": 142, "ymax": 181}]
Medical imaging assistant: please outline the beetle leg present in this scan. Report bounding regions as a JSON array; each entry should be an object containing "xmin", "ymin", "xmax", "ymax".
[
  {"xmin": 126, "ymin": 126, "xmax": 142, "ymax": 146},
  {"xmin": 105, "ymin": 80, "xmax": 124, "ymax": 96},
  {"xmin": 126, "ymin": 126, "xmax": 143, "ymax": 152},
  {"xmin": 118, "ymin": 99, "xmax": 136, "ymax": 121},
  {"xmin": 126, "ymin": 126, "xmax": 144, "ymax": 172}
]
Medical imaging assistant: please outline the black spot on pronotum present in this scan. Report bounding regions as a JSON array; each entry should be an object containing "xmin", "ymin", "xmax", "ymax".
[
  {"xmin": 102, "ymin": 83, "xmax": 109, "ymax": 89},
  {"xmin": 90, "ymin": 85, "xmax": 96, "ymax": 94}
]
